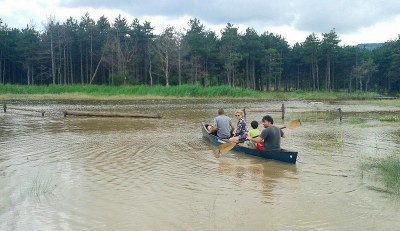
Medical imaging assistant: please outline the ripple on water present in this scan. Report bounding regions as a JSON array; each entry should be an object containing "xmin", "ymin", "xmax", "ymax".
[{"xmin": 1, "ymin": 100, "xmax": 400, "ymax": 230}]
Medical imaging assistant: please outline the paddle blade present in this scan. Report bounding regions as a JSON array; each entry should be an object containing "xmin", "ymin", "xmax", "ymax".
[
  {"xmin": 218, "ymin": 142, "xmax": 236, "ymax": 154},
  {"xmin": 287, "ymin": 119, "xmax": 301, "ymax": 129}
]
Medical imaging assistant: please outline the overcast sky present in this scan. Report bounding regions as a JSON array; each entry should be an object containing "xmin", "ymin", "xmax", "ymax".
[{"xmin": 1, "ymin": 0, "xmax": 400, "ymax": 46}]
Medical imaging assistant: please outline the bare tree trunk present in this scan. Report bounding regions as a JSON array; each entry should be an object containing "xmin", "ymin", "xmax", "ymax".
[
  {"xmin": 252, "ymin": 61, "xmax": 256, "ymax": 90},
  {"xmin": 0, "ymin": 53, "xmax": 2, "ymax": 84},
  {"xmin": 268, "ymin": 56, "xmax": 272, "ymax": 91},
  {"xmin": 326, "ymin": 55, "xmax": 331, "ymax": 91},
  {"xmin": 50, "ymin": 32, "xmax": 56, "ymax": 84},
  {"xmin": 165, "ymin": 47, "xmax": 169, "ymax": 86},
  {"xmin": 178, "ymin": 46, "xmax": 182, "ymax": 86},
  {"xmin": 297, "ymin": 64, "xmax": 300, "ymax": 90},
  {"xmin": 278, "ymin": 52, "xmax": 282, "ymax": 91},
  {"xmin": 111, "ymin": 44, "xmax": 114, "ymax": 85},
  {"xmin": 90, "ymin": 33, "xmax": 93, "ymax": 81},
  {"xmin": 316, "ymin": 60, "xmax": 320, "ymax": 91},
  {"xmin": 64, "ymin": 45, "xmax": 67, "ymax": 84},
  {"xmin": 70, "ymin": 43, "xmax": 73, "ymax": 84},
  {"xmin": 27, "ymin": 64, "xmax": 30, "ymax": 85},
  {"xmin": 2, "ymin": 58, "xmax": 5, "ymax": 84},
  {"xmin": 190, "ymin": 57, "xmax": 194, "ymax": 84},
  {"xmin": 58, "ymin": 35, "xmax": 62, "ymax": 84},
  {"xmin": 246, "ymin": 58, "xmax": 249, "ymax": 88},
  {"xmin": 31, "ymin": 62, "xmax": 34, "ymax": 85},
  {"xmin": 332, "ymin": 61, "xmax": 335, "ymax": 90},
  {"xmin": 90, "ymin": 56, "xmax": 103, "ymax": 84},
  {"xmin": 149, "ymin": 55, "xmax": 153, "ymax": 86},
  {"xmin": 348, "ymin": 74, "xmax": 352, "ymax": 92},
  {"xmin": 80, "ymin": 43, "xmax": 83, "ymax": 84},
  {"xmin": 194, "ymin": 57, "xmax": 198, "ymax": 84},
  {"xmin": 232, "ymin": 69, "xmax": 235, "ymax": 87},
  {"xmin": 86, "ymin": 46, "xmax": 89, "ymax": 83},
  {"xmin": 311, "ymin": 63, "xmax": 315, "ymax": 91}
]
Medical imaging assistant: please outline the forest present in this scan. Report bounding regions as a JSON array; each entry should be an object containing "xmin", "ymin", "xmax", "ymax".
[{"xmin": 1, "ymin": 13, "xmax": 400, "ymax": 93}]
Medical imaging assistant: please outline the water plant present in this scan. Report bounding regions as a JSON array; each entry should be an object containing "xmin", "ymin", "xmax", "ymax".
[
  {"xmin": 379, "ymin": 115, "xmax": 400, "ymax": 122},
  {"xmin": 30, "ymin": 175, "xmax": 57, "ymax": 198},
  {"xmin": 362, "ymin": 155, "xmax": 400, "ymax": 195}
]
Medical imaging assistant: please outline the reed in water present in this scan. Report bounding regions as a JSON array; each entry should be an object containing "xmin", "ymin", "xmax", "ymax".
[{"xmin": 363, "ymin": 155, "xmax": 400, "ymax": 195}]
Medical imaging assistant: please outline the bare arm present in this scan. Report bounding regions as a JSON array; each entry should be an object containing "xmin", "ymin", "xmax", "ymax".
[{"xmin": 248, "ymin": 136, "xmax": 263, "ymax": 143}]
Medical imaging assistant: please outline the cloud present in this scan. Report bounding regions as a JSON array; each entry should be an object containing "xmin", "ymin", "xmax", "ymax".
[
  {"xmin": 61, "ymin": 0, "xmax": 400, "ymax": 34},
  {"xmin": 2, "ymin": 0, "xmax": 400, "ymax": 45}
]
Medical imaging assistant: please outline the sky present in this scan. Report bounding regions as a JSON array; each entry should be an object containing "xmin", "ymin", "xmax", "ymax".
[{"xmin": 1, "ymin": 0, "xmax": 400, "ymax": 46}]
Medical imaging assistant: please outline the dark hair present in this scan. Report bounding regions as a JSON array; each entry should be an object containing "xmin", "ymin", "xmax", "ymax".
[
  {"xmin": 250, "ymin": 120, "xmax": 258, "ymax": 129},
  {"xmin": 218, "ymin": 108, "xmax": 224, "ymax": 115},
  {"xmin": 262, "ymin": 115, "xmax": 274, "ymax": 124}
]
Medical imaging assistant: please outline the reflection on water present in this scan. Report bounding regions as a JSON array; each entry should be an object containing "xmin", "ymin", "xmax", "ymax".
[{"xmin": 1, "ymin": 99, "xmax": 400, "ymax": 230}]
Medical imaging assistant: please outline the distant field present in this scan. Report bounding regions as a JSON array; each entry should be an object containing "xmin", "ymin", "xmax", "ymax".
[{"xmin": 0, "ymin": 84, "xmax": 382, "ymax": 100}]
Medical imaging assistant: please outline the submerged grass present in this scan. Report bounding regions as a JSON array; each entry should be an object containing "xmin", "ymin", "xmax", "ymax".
[
  {"xmin": 380, "ymin": 115, "xmax": 400, "ymax": 122},
  {"xmin": 29, "ymin": 175, "xmax": 57, "ymax": 199},
  {"xmin": 362, "ymin": 155, "xmax": 400, "ymax": 195},
  {"xmin": 349, "ymin": 118, "xmax": 366, "ymax": 125},
  {"xmin": 0, "ymin": 84, "xmax": 381, "ymax": 100}
]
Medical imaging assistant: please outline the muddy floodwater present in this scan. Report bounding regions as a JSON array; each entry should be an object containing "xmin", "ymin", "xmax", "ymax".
[{"xmin": 1, "ymin": 99, "xmax": 400, "ymax": 230}]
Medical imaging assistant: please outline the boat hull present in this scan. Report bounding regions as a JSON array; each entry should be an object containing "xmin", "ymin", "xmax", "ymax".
[{"xmin": 202, "ymin": 122, "xmax": 298, "ymax": 164}]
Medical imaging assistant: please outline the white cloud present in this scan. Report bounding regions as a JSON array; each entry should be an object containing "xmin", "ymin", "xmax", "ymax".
[{"xmin": 1, "ymin": 0, "xmax": 400, "ymax": 46}]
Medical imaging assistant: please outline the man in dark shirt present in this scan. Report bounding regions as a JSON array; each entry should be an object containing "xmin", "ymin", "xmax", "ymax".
[{"xmin": 248, "ymin": 115, "xmax": 283, "ymax": 151}]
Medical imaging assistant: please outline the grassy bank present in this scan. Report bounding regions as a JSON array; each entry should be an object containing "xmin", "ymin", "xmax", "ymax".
[
  {"xmin": 362, "ymin": 155, "xmax": 400, "ymax": 195},
  {"xmin": 0, "ymin": 84, "xmax": 382, "ymax": 100}
]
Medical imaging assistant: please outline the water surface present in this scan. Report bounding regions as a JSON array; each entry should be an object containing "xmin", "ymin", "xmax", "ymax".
[{"xmin": 1, "ymin": 99, "xmax": 400, "ymax": 230}]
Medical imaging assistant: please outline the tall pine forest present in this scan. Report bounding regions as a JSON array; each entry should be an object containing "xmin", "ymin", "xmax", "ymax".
[{"xmin": 1, "ymin": 14, "xmax": 400, "ymax": 93}]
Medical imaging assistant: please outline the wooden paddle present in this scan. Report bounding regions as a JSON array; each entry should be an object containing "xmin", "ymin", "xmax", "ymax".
[{"xmin": 218, "ymin": 119, "xmax": 301, "ymax": 154}]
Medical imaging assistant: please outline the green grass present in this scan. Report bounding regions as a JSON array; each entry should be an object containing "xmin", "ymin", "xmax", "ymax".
[
  {"xmin": 0, "ymin": 84, "xmax": 382, "ymax": 100},
  {"xmin": 362, "ymin": 155, "xmax": 400, "ymax": 195},
  {"xmin": 380, "ymin": 115, "xmax": 400, "ymax": 122}
]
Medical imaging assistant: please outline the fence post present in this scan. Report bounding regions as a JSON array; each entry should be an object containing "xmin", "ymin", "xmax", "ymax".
[
  {"xmin": 338, "ymin": 108, "xmax": 343, "ymax": 122},
  {"xmin": 281, "ymin": 104, "xmax": 285, "ymax": 121},
  {"xmin": 243, "ymin": 108, "xmax": 246, "ymax": 119},
  {"xmin": 3, "ymin": 104, "xmax": 6, "ymax": 113}
]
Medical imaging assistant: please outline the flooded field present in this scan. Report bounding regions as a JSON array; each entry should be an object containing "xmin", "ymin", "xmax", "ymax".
[{"xmin": 1, "ymin": 99, "xmax": 400, "ymax": 230}]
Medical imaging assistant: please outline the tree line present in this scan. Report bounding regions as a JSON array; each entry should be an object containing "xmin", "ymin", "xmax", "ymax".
[{"xmin": 1, "ymin": 14, "xmax": 400, "ymax": 92}]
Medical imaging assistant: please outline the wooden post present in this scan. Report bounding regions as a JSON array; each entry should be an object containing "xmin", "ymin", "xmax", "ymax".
[
  {"xmin": 63, "ymin": 111, "xmax": 162, "ymax": 118},
  {"xmin": 281, "ymin": 103, "xmax": 285, "ymax": 121},
  {"xmin": 3, "ymin": 104, "xmax": 6, "ymax": 113},
  {"xmin": 243, "ymin": 108, "xmax": 246, "ymax": 119},
  {"xmin": 338, "ymin": 108, "xmax": 343, "ymax": 122}
]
